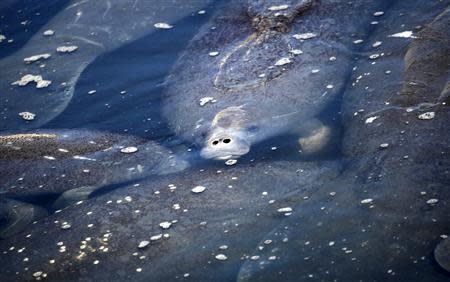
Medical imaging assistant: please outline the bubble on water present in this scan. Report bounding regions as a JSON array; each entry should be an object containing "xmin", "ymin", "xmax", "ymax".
[
  {"xmin": 159, "ymin": 221, "xmax": 172, "ymax": 229},
  {"xmin": 24, "ymin": 53, "xmax": 51, "ymax": 64},
  {"xmin": 225, "ymin": 159, "xmax": 237, "ymax": 166},
  {"xmin": 43, "ymin": 29, "xmax": 55, "ymax": 36},
  {"xmin": 138, "ymin": 241, "xmax": 150, "ymax": 249},
  {"xmin": 379, "ymin": 143, "xmax": 389, "ymax": 149},
  {"xmin": 199, "ymin": 97, "xmax": 216, "ymax": 106},
  {"xmin": 292, "ymin": 33, "xmax": 317, "ymax": 40},
  {"xmin": 277, "ymin": 207, "xmax": 292, "ymax": 213},
  {"xmin": 365, "ymin": 116, "xmax": 379, "ymax": 124},
  {"xmin": 150, "ymin": 234, "xmax": 162, "ymax": 241},
  {"xmin": 215, "ymin": 254, "xmax": 228, "ymax": 260},
  {"xmin": 361, "ymin": 198, "xmax": 373, "ymax": 204},
  {"xmin": 120, "ymin": 147, "xmax": 138, "ymax": 154},
  {"xmin": 290, "ymin": 49, "xmax": 303, "ymax": 55},
  {"xmin": 191, "ymin": 186, "xmax": 206, "ymax": 193},
  {"xmin": 372, "ymin": 41, "xmax": 382, "ymax": 48},
  {"xmin": 154, "ymin": 23, "xmax": 173, "ymax": 29},
  {"xmin": 56, "ymin": 46, "xmax": 78, "ymax": 53},
  {"xmin": 389, "ymin": 31, "xmax": 416, "ymax": 38},
  {"xmin": 268, "ymin": 5, "xmax": 289, "ymax": 11},
  {"xmin": 275, "ymin": 57, "xmax": 291, "ymax": 66},
  {"xmin": 12, "ymin": 74, "xmax": 51, "ymax": 88},
  {"xmin": 426, "ymin": 199, "xmax": 439, "ymax": 205}
]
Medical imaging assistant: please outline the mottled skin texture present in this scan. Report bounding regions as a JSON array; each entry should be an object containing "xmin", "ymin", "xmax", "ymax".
[
  {"xmin": 0, "ymin": 129, "xmax": 187, "ymax": 238},
  {"xmin": 398, "ymin": 6, "xmax": 450, "ymax": 107},
  {"xmin": 0, "ymin": 0, "xmax": 212, "ymax": 130},
  {"xmin": 237, "ymin": 1, "xmax": 450, "ymax": 281},
  {"xmin": 163, "ymin": 0, "xmax": 391, "ymax": 159},
  {"xmin": 0, "ymin": 1, "xmax": 449, "ymax": 281},
  {"xmin": 0, "ymin": 160, "xmax": 339, "ymax": 281},
  {"xmin": 0, "ymin": 129, "xmax": 185, "ymax": 198}
]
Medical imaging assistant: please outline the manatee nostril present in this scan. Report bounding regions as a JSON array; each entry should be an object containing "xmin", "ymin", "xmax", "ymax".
[
  {"xmin": 212, "ymin": 140, "xmax": 219, "ymax": 146},
  {"xmin": 223, "ymin": 138, "xmax": 231, "ymax": 144}
]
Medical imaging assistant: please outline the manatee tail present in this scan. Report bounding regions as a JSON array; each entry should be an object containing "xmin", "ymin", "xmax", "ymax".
[{"xmin": 0, "ymin": 198, "xmax": 48, "ymax": 239}]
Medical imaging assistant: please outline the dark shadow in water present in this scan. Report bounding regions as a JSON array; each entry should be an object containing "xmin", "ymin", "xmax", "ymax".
[
  {"xmin": 0, "ymin": 0, "xmax": 70, "ymax": 60},
  {"xmin": 2, "ymin": 177, "xmax": 145, "ymax": 221},
  {"xmin": 6, "ymin": 192, "xmax": 61, "ymax": 210},
  {"xmin": 45, "ymin": 4, "xmax": 216, "ymax": 145}
]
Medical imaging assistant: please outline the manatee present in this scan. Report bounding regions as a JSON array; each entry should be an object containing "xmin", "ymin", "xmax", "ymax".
[
  {"xmin": 0, "ymin": 160, "xmax": 340, "ymax": 281},
  {"xmin": 163, "ymin": 0, "xmax": 391, "ymax": 160},
  {"xmin": 341, "ymin": 1, "xmax": 449, "ymax": 157},
  {"xmin": 0, "ymin": 199, "xmax": 49, "ymax": 240},
  {"xmin": 237, "ymin": 1, "xmax": 450, "ymax": 281},
  {"xmin": 236, "ymin": 173, "xmax": 450, "ymax": 282},
  {"xmin": 0, "ymin": 129, "xmax": 187, "ymax": 238},
  {"xmin": 0, "ymin": 0, "xmax": 212, "ymax": 130},
  {"xmin": 435, "ymin": 238, "xmax": 450, "ymax": 273}
]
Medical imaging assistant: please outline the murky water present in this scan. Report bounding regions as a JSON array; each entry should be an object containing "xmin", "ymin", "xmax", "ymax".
[{"xmin": 0, "ymin": 0, "xmax": 449, "ymax": 281}]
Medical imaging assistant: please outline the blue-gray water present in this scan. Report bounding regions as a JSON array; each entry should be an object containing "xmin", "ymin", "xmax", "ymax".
[{"xmin": 0, "ymin": 0, "xmax": 449, "ymax": 281}]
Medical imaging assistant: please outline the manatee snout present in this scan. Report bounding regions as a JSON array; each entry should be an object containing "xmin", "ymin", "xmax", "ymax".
[{"xmin": 200, "ymin": 129, "xmax": 250, "ymax": 160}]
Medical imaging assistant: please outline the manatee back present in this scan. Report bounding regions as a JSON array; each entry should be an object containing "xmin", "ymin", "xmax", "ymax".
[
  {"xmin": 163, "ymin": 0, "xmax": 391, "ymax": 143},
  {"xmin": 0, "ymin": 129, "xmax": 186, "ymax": 197}
]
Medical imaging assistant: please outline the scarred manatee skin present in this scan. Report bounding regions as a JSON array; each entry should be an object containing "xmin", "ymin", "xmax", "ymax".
[{"xmin": 163, "ymin": 0, "xmax": 393, "ymax": 159}]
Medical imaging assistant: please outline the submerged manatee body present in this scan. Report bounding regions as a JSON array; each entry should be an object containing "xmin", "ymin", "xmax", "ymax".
[
  {"xmin": 0, "ymin": 0, "xmax": 211, "ymax": 130},
  {"xmin": 0, "ymin": 129, "xmax": 187, "ymax": 238},
  {"xmin": 0, "ymin": 160, "xmax": 340, "ymax": 281},
  {"xmin": 237, "ymin": 1, "xmax": 450, "ymax": 281},
  {"xmin": 163, "ymin": 0, "xmax": 390, "ymax": 160}
]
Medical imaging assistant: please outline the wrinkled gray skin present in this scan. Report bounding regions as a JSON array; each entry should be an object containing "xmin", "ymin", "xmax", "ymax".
[
  {"xmin": 163, "ymin": 0, "xmax": 390, "ymax": 160},
  {"xmin": 0, "ymin": 129, "xmax": 187, "ymax": 238},
  {"xmin": 238, "ymin": 1, "xmax": 450, "ymax": 281},
  {"xmin": 1, "ymin": 1, "xmax": 449, "ymax": 281},
  {"xmin": 0, "ymin": 0, "xmax": 211, "ymax": 130},
  {"xmin": 0, "ymin": 160, "xmax": 340, "ymax": 281}
]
